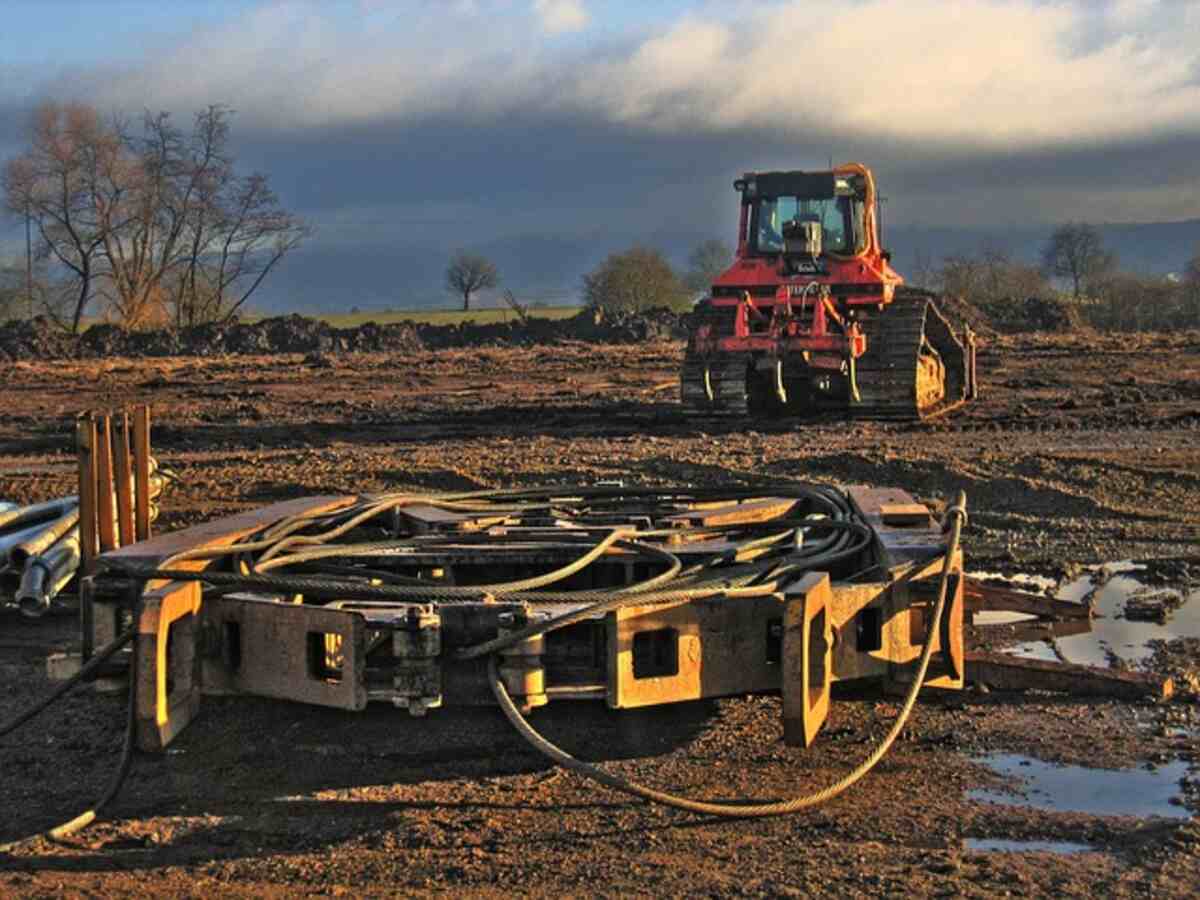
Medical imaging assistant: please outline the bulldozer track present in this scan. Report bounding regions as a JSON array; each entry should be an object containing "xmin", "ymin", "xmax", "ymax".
[
  {"xmin": 681, "ymin": 352, "xmax": 752, "ymax": 415},
  {"xmin": 853, "ymin": 289, "xmax": 969, "ymax": 422}
]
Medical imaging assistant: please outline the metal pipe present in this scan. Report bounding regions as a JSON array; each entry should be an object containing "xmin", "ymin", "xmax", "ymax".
[
  {"xmin": 5, "ymin": 486, "xmax": 160, "ymax": 569},
  {"xmin": 9, "ymin": 507, "xmax": 80, "ymax": 567},
  {"xmin": 0, "ymin": 497, "xmax": 78, "ymax": 533},
  {"xmin": 16, "ymin": 527, "xmax": 81, "ymax": 617},
  {"xmin": 0, "ymin": 521, "xmax": 55, "ymax": 559}
]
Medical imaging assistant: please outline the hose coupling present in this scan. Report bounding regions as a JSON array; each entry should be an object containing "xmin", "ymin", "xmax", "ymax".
[{"xmin": 940, "ymin": 491, "xmax": 968, "ymax": 533}]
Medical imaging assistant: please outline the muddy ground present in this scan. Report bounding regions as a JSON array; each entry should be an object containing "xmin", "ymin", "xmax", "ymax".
[{"xmin": 0, "ymin": 329, "xmax": 1198, "ymax": 896}]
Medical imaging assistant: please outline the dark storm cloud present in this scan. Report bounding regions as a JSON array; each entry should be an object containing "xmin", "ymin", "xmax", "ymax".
[{"xmin": 2, "ymin": 1, "xmax": 1199, "ymax": 302}]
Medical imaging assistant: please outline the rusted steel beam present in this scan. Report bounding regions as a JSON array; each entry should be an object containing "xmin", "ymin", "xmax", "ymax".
[
  {"xmin": 965, "ymin": 651, "xmax": 1173, "ymax": 701},
  {"xmin": 112, "ymin": 410, "xmax": 135, "ymax": 547},
  {"xmin": 963, "ymin": 578, "xmax": 1091, "ymax": 620},
  {"xmin": 133, "ymin": 405, "xmax": 152, "ymax": 541}
]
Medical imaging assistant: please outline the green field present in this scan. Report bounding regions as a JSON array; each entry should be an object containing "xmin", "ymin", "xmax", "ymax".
[{"xmin": 306, "ymin": 306, "xmax": 581, "ymax": 328}]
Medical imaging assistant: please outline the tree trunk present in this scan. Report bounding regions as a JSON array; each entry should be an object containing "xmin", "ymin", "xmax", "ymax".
[
  {"xmin": 71, "ymin": 263, "xmax": 90, "ymax": 334},
  {"xmin": 463, "ymin": 290, "xmax": 470, "ymax": 312}
]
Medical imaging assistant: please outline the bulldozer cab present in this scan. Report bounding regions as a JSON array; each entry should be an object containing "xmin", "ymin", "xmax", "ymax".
[{"xmin": 740, "ymin": 172, "xmax": 868, "ymax": 257}]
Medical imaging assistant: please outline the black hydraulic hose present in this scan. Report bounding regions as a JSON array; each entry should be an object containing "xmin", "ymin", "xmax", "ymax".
[
  {"xmin": 0, "ymin": 629, "xmax": 133, "ymax": 739},
  {"xmin": 0, "ymin": 597, "xmax": 141, "ymax": 853}
]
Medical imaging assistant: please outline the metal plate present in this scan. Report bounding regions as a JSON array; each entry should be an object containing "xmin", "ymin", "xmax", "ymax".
[{"xmin": 205, "ymin": 596, "xmax": 367, "ymax": 710}]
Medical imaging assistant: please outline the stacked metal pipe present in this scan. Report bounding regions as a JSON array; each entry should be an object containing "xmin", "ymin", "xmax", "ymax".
[{"xmin": 0, "ymin": 466, "xmax": 168, "ymax": 617}]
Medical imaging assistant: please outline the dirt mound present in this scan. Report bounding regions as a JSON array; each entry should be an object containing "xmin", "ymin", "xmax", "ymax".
[
  {"xmin": 0, "ymin": 316, "xmax": 81, "ymax": 361},
  {"xmin": 1017, "ymin": 296, "xmax": 1088, "ymax": 333},
  {"xmin": 0, "ymin": 314, "xmax": 427, "ymax": 361},
  {"xmin": 934, "ymin": 294, "xmax": 997, "ymax": 336},
  {"xmin": 414, "ymin": 307, "xmax": 686, "ymax": 349},
  {"xmin": 0, "ymin": 308, "xmax": 688, "ymax": 362},
  {"xmin": 965, "ymin": 295, "xmax": 1089, "ymax": 335}
]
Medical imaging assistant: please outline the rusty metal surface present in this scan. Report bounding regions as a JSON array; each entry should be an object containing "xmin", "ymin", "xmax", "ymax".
[
  {"xmin": 606, "ymin": 593, "xmax": 788, "ymax": 709},
  {"xmin": 966, "ymin": 651, "xmax": 1173, "ymax": 701},
  {"xmin": 202, "ymin": 594, "xmax": 368, "ymax": 712},
  {"xmin": 782, "ymin": 572, "xmax": 832, "ymax": 747},
  {"xmin": 80, "ymin": 481, "xmax": 1148, "ymax": 757}
]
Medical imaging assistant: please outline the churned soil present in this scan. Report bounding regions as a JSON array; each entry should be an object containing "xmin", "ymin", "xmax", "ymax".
[{"xmin": 0, "ymin": 329, "xmax": 1198, "ymax": 896}]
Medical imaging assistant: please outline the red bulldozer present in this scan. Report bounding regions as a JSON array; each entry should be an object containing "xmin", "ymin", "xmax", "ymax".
[{"xmin": 681, "ymin": 163, "xmax": 977, "ymax": 420}]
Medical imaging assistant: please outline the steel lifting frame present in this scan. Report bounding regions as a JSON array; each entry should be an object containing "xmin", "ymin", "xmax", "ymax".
[{"xmin": 81, "ymin": 485, "xmax": 970, "ymax": 753}]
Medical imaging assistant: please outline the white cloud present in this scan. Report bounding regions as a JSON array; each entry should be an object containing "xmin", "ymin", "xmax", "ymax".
[
  {"xmin": 65, "ymin": 0, "xmax": 1200, "ymax": 152},
  {"xmin": 533, "ymin": 0, "xmax": 590, "ymax": 34}
]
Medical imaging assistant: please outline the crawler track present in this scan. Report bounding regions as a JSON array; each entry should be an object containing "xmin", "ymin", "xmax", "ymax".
[
  {"xmin": 854, "ymin": 288, "xmax": 970, "ymax": 421},
  {"xmin": 680, "ymin": 351, "xmax": 751, "ymax": 415},
  {"xmin": 681, "ymin": 289, "xmax": 971, "ymax": 422}
]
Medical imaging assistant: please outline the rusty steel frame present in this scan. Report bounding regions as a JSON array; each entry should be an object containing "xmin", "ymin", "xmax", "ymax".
[
  {"xmin": 75, "ymin": 454, "xmax": 1169, "ymax": 755},
  {"xmin": 82, "ymin": 484, "xmax": 986, "ymax": 752}
]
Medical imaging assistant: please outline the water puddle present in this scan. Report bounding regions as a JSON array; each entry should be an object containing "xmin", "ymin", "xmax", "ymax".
[
  {"xmin": 965, "ymin": 838, "xmax": 1094, "ymax": 855},
  {"xmin": 970, "ymin": 562, "xmax": 1199, "ymax": 668},
  {"xmin": 970, "ymin": 753, "xmax": 1192, "ymax": 820}
]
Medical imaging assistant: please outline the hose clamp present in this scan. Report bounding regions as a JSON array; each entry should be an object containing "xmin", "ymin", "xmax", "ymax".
[{"xmin": 940, "ymin": 496, "xmax": 968, "ymax": 533}]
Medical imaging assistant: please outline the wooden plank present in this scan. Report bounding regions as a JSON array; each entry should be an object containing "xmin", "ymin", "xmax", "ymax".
[
  {"xmin": 666, "ymin": 497, "xmax": 796, "ymax": 528},
  {"xmin": 133, "ymin": 405, "xmax": 152, "ymax": 541},
  {"xmin": 966, "ymin": 651, "xmax": 1173, "ymax": 700},
  {"xmin": 95, "ymin": 415, "xmax": 117, "ymax": 551},
  {"xmin": 112, "ymin": 410, "xmax": 135, "ymax": 547},
  {"xmin": 75, "ymin": 416, "xmax": 99, "ymax": 577}
]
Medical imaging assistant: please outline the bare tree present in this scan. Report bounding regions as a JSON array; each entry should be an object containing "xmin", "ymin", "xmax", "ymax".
[
  {"xmin": 941, "ymin": 248, "xmax": 1046, "ymax": 302},
  {"xmin": 977, "ymin": 246, "xmax": 1047, "ymax": 302},
  {"xmin": 2, "ymin": 102, "xmax": 121, "ymax": 332},
  {"xmin": 169, "ymin": 108, "xmax": 310, "ymax": 325},
  {"xmin": 99, "ymin": 107, "xmax": 308, "ymax": 327},
  {"xmin": 445, "ymin": 250, "xmax": 499, "ymax": 311},
  {"xmin": 909, "ymin": 247, "xmax": 936, "ymax": 290},
  {"xmin": 1041, "ymin": 223, "xmax": 1116, "ymax": 298},
  {"xmin": 3, "ymin": 102, "xmax": 309, "ymax": 330},
  {"xmin": 0, "ymin": 258, "xmax": 21, "ymax": 320},
  {"xmin": 683, "ymin": 239, "xmax": 733, "ymax": 294},
  {"xmin": 937, "ymin": 253, "xmax": 984, "ymax": 299}
]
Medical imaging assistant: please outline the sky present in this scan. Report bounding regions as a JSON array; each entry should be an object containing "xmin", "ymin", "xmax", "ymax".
[{"xmin": 2, "ymin": 0, "xmax": 1200, "ymax": 309}]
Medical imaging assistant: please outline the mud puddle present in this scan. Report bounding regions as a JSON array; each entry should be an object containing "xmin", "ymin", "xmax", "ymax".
[
  {"xmin": 972, "ymin": 563, "xmax": 1199, "ymax": 668},
  {"xmin": 970, "ymin": 753, "xmax": 1192, "ymax": 820}
]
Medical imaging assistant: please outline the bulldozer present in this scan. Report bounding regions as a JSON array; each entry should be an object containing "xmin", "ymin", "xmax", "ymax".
[{"xmin": 681, "ymin": 163, "xmax": 977, "ymax": 420}]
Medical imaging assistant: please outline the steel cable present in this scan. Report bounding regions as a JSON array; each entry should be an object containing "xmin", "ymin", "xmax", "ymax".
[{"xmin": 487, "ymin": 492, "xmax": 967, "ymax": 817}]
